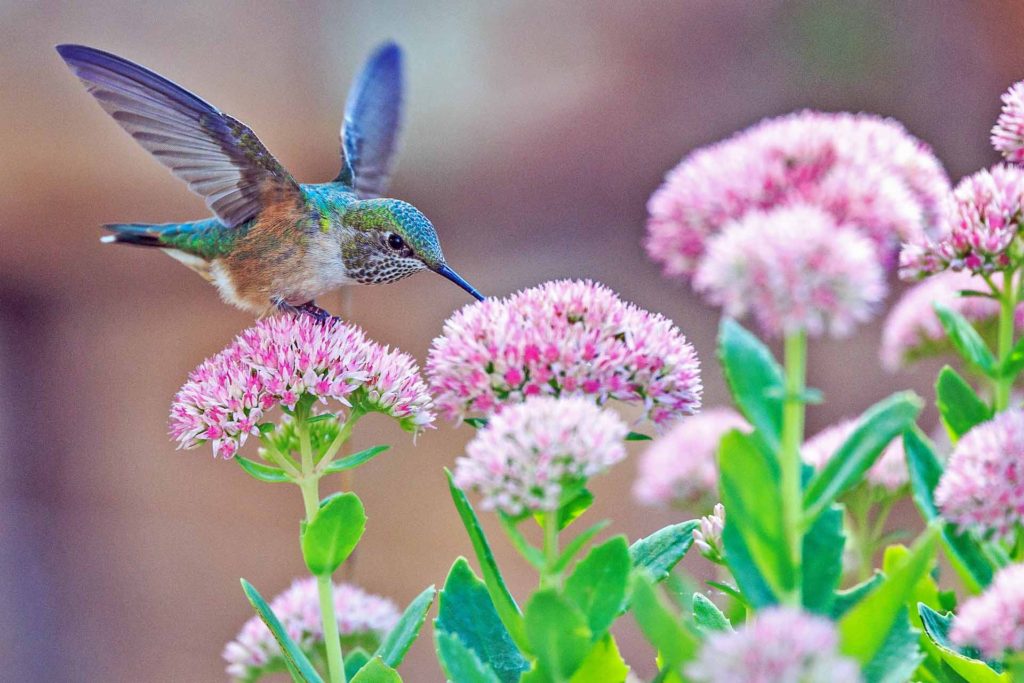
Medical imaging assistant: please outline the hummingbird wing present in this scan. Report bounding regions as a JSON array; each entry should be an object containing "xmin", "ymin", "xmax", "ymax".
[
  {"xmin": 336, "ymin": 42, "xmax": 404, "ymax": 199},
  {"xmin": 57, "ymin": 44, "xmax": 301, "ymax": 228}
]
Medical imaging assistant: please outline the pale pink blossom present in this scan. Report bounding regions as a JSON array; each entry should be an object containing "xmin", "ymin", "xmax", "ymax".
[
  {"xmin": 686, "ymin": 606, "xmax": 863, "ymax": 683},
  {"xmin": 693, "ymin": 204, "xmax": 887, "ymax": 338},
  {"xmin": 992, "ymin": 81, "xmax": 1024, "ymax": 163},
  {"xmin": 803, "ymin": 419, "xmax": 908, "ymax": 493},
  {"xmin": 951, "ymin": 563, "xmax": 1024, "ymax": 659},
  {"xmin": 935, "ymin": 409, "xmax": 1024, "ymax": 541},
  {"xmin": 633, "ymin": 408, "xmax": 747, "ymax": 507},
  {"xmin": 453, "ymin": 396, "xmax": 628, "ymax": 515},
  {"xmin": 693, "ymin": 503, "xmax": 725, "ymax": 562},
  {"xmin": 427, "ymin": 279, "xmax": 702, "ymax": 426},
  {"xmin": 170, "ymin": 316, "xmax": 434, "ymax": 458},
  {"xmin": 223, "ymin": 577, "xmax": 400, "ymax": 680}
]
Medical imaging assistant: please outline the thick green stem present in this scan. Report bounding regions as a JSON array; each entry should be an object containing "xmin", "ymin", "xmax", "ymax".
[
  {"xmin": 541, "ymin": 510, "xmax": 561, "ymax": 589},
  {"xmin": 995, "ymin": 271, "xmax": 1018, "ymax": 413},
  {"xmin": 780, "ymin": 329, "xmax": 808, "ymax": 605}
]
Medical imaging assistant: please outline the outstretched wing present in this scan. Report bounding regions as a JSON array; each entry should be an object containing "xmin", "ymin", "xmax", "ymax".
[
  {"xmin": 337, "ymin": 42, "xmax": 404, "ymax": 198},
  {"xmin": 57, "ymin": 44, "xmax": 301, "ymax": 228}
]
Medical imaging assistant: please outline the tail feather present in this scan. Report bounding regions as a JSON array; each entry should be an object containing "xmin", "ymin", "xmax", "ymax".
[{"xmin": 102, "ymin": 223, "xmax": 167, "ymax": 248}]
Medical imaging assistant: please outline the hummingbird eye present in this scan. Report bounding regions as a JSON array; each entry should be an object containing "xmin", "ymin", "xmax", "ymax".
[{"xmin": 387, "ymin": 233, "xmax": 405, "ymax": 251}]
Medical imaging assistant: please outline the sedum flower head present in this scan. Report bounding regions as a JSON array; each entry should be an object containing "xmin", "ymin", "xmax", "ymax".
[
  {"xmin": 935, "ymin": 409, "xmax": 1024, "ymax": 541},
  {"xmin": 646, "ymin": 110, "xmax": 948, "ymax": 280},
  {"xmin": 693, "ymin": 503, "xmax": 726, "ymax": 562},
  {"xmin": 170, "ymin": 316, "xmax": 434, "ymax": 458},
  {"xmin": 951, "ymin": 563, "xmax": 1024, "ymax": 659},
  {"xmin": 427, "ymin": 279, "xmax": 702, "ymax": 426},
  {"xmin": 686, "ymin": 606, "xmax": 863, "ymax": 683},
  {"xmin": 633, "ymin": 408, "xmax": 748, "ymax": 507},
  {"xmin": 803, "ymin": 419, "xmax": 908, "ymax": 492},
  {"xmin": 453, "ymin": 396, "xmax": 628, "ymax": 516},
  {"xmin": 693, "ymin": 204, "xmax": 887, "ymax": 338},
  {"xmin": 900, "ymin": 165, "xmax": 1024, "ymax": 279},
  {"xmin": 992, "ymin": 81, "xmax": 1024, "ymax": 163},
  {"xmin": 223, "ymin": 577, "xmax": 400, "ymax": 681}
]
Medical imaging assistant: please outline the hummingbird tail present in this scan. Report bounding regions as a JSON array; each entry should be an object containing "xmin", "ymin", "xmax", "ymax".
[{"xmin": 101, "ymin": 223, "xmax": 167, "ymax": 248}]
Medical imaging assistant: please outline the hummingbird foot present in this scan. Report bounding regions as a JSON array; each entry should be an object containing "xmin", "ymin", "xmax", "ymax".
[{"xmin": 273, "ymin": 298, "xmax": 338, "ymax": 325}]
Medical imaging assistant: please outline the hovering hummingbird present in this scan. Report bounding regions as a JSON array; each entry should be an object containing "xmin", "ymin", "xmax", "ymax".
[{"xmin": 56, "ymin": 42, "xmax": 484, "ymax": 320}]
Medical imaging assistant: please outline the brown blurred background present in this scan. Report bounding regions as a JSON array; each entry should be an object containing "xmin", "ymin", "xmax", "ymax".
[{"xmin": 3, "ymin": 1, "xmax": 1024, "ymax": 680}]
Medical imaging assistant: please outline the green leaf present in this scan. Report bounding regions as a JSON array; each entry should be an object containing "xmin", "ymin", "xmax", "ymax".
[
  {"xmin": 349, "ymin": 657, "xmax": 402, "ymax": 683},
  {"xmin": 523, "ymin": 590, "xmax": 592, "ymax": 682},
  {"xmin": 435, "ymin": 632, "xmax": 501, "ymax": 683},
  {"xmin": 882, "ymin": 544, "xmax": 945, "ymax": 683},
  {"xmin": 831, "ymin": 573, "xmax": 882, "ymax": 619},
  {"xmin": 434, "ymin": 558, "xmax": 529, "ymax": 683},
  {"xmin": 464, "ymin": 417, "xmax": 488, "ymax": 429},
  {"xmin": 626, "ymin": 431, "xmax": 653, "ymax": 441},
  {"xmin": 301, "ymin": 492, "xmax": 366, "ymax": 576},
  {"xmin": 323, "ymin": 445, "xmax": 390, "ymax": 473},
  {"xmin": 564, "ymin": 536, "xmax": 631, "ymax": 639},
  {"xmin": 630, "ymin": 573, "xmax": 699, "ymax": 673},
  {"xmin": 497, "ymin": 514, "xmax": 545, "ymax": 569},
  {"xmin": 569, "ymin": 635, "xmax": 630, "ymax": 683},
  {"xmin": 802, "ymin": 392, "xmax": 922, "ymax": 525},
  {"xmin": 718, "ymin": 429, "xmax": 791, "ymax": 602},
  {"xmin": 903, "ymin": 429, "xmax": 993, "ymax": 592},
  {"xmin": 345, "ymin": 648, "xmax": 372, "ymax": 680},
  {"xmin": 838, "ymin": 525, "xmax": 939, "ymax": 666},
  {"xmin": 801, "ymin": 505, "xmax": 845, "ymax": 614},
  {"xmin": 553, "ymin": 520, "xmax": 611, "ymax": 574},
  {"xmin": 861, "ymin": 610, "xmax": 923, "ymax": 683},
  {"xmin": 934, "ymin": 302, "xmax": 997, "ymax": 376},
  {"xmin": 919, "ymin": 605, "xmax": 1009, "ymax": 682},
  {"xmin": 240, "ymin": 579, "xmax": 325, "ymax": 683},
  {"xmin": 691, "ymin": 593, "xmax": 730, "ymax": 632},
  {"xmin": 718, "ymin": 318, "xmax": 785, "ymax": 453},
  {"xmin": 375, "ymin": 586, "xmax": 435, "ymax": 668},
  {"xmin": 444, "ymin": 470, "xmax": 527, "ymax": 651},
  {"xmin": 236, "ymin": 456, "xmax": 291, "ymax": 483},
  {"xmin": 998, "ymin": 333, "xmax": 1024, "ymax": 379},
  {"xmin": 935, "ymin": 366, "xmax": 992, "ymax": 441},
  {"xmin": 555, "ymin": 488, "xmax": 593, "ymax": 530},
  {"xmin": 629, "ymin": 521, "xmax": 699, "ymax": 582}
]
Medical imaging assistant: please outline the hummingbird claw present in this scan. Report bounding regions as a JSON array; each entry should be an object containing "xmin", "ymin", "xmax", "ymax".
[{"xmin": 273, "ymin": 298, "xmax": 338, "ymax": 325}]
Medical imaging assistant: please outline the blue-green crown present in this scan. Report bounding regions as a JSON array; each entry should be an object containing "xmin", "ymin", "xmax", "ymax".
[{"xmin": 345, "ymin": 198, "xmax": 444, "ymax": 267}]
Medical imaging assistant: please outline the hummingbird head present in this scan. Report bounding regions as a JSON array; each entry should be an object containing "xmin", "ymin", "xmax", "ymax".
[{"xmin": 341, "ymin": 198, "xmax": 484, "ymax": 300}]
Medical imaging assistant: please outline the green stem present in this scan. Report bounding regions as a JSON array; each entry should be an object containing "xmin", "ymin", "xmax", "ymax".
[
  {"xmin": 315, "ymin": 407, "xmax": 366, "ymax": 475},
  {"xmin": 780, "ymin": 329, "xmax": 808, "ymax": 605},
  {"xmin": 995, "ymin": 271, "xmax": 1018, "ymax": 413},
  {"xmin": 541, "ymin": 510, "xmax": 561, "ymax": 589}
]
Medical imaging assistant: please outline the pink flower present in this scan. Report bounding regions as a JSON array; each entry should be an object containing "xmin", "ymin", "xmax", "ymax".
[
  {"xmin": 170, "ymin": 316, "xmax": 434, "ymax": 458},
  {"xmin": 427, "ymin": 279, "xmax": 702, "ymax": 426},
  {"xmin": 646, "ymin": 110, "xmax": 948, "ymax": 279},
  {"xmin": 951, "ymin": 563, "xmax": 1024, "ymax": 659},
  {"xmin": 686, "ymin": 606, "xmax": 863, "ymax": 683},
  {"xmin": 900, "ymin": 165, "xmax": 1024, "ymax": 279},
  {"xmin": 453, "ymin": 396, "xmax": 628, "ymax": 515},
  {"xmin": 693, "ymin": 204, "xmax": 887, "ymax": 338},
  {"xmin": 223, "ymin": 577, "xmax": 400, "ymax": 681},
  {"xmin": 633, "ymin": 408, "xmax": 748, "ymax": 507},
  {"xmin": 803, "ymin": 419, "xmax": 907, "ymax": 493},
  {"xmin": 881, "ymin": 271, "xmax": 1024, "ymax": 371},
  {"xmin": 992, "ymin": 81, "xmax": 1024, "ymax": 163},
  {"xmin": 935, "ymin": 409, "xmax": 1024, "ymax": 541},
  {"xmin": 693, "ymin": 503, "xmax": 725, "ymax": 561}
]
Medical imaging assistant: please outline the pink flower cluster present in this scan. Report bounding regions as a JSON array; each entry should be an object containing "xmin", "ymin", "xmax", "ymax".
[
  {"xmin": 992, "ymin": 81, "xmax": 1024, "ymax": 163},
  {"xmin": 951, "ymin": 563, "xmax": 1024, "ymax": 660},
  {"xmin": 693, "ymin": 503, "xmax": 725, "ymax": 561},
  {"xmin": 633, "ymin": 408, "xmax": 747, "ymax": 507},
  {"xmin": 881, "ymin": 271, "xmax": 1024, "ymax": 371},
  {"xmin": 427, "ymin": 280, "xmax": 702, "ymax": 426},
  {"xmin": 900, "ymin": 165, "xmax": 1024, "ymax": 279},
  {"xmin": 170, "ymin": 316, "xmax": 434, "ymax": 458},
  {"xmin": 686, "ymin": 606, "xmax": 863, "ymax": 683},
  {"xmin": 223, "ymin": 577, "xmax": 400, "ymax": 680},
  {"xmin": 693, "ymin": 205, "xmax": 887, "ymax": 338},
  {"xmin": 935, "ymin": 408, "xmax": 1024, "ymax": 541},
  {"xmin": 646, "ymin": 110, "xmax": 949, "ymax": 280},
  {"xmin": 453, "ymin": 396, "xmax": 628, "ymax": 515},
  {"xmin": 803, "ymin": 419, "xmax": 908, "ymax": 493}
]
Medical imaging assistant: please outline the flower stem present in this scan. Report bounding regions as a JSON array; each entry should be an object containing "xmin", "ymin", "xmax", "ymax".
[
  {"xmin": 541, "ymin": 510, "xmax": 561, "ymax": 589},
  {"xmin": 781, "ymin": 329, "xmax": 807, "ymax": 605},
  {"xmin": 995, "ymin": 270, "xmax": 1018, "ymax": 413}
]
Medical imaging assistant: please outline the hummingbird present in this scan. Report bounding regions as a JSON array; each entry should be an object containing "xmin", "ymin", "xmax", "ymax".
[{"xmin": 56, "ymin": 42, "xmax": 484, "ymax": 320}]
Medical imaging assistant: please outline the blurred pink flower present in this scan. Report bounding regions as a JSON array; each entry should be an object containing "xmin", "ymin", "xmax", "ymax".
[
  {"xmin": 803, "ymin": 419, "xmax": 907, "ymax": 493},
  {"xmin": 633, "ymin": 408, "xmax": 747, "ymax": 507},
  {"xmin": 170, "ymin": 316, "xmax": 434, "ymax": 458},
  {"xmin": 646, "ymin": 110, "xmax": 948, "ymax": 280},
  {"xmin": 453, "ymin": 396, "xmax": 628, "ymax": 515},
  {"xmin": 992, "ymin": 81, "xmax": 1024, "ymax": 163},
  {"xmin": 935, "ymin": 408, "xmax": 1024, "ymax": 541},
  {"xmin": 427, "ymin": 279, "xmax": 702, "ymax": 426},
  {"xmin": 693, "ymin": 204, "xmax": 887, "ymax": 338},
  {"xmin": 900, "ymin": 165, "xmax": 1024, "ymax": 279},
  {"xmin": 223, "ymin": 577, "xmax": 400, "ymax": 681},
  {"xmin": 686, "ymin": 606, "xmax": 863, "ymax": 683},
  {"xmin": 951, "ymin": 563, "xmax": 1024, "ymax": 659}
]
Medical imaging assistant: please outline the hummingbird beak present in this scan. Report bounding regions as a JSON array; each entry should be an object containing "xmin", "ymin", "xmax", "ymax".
[{"xmin": 434, "ymin": 264, "xmax": 485, "ymax": 302}]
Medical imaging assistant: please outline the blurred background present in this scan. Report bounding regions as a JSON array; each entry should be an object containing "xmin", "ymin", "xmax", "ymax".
[{"xmin": 3, "ymin": 1, "xmax": 1024, "ymax": 680}]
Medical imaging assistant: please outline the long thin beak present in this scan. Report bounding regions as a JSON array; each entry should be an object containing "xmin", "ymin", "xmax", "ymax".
[{"xmin": 434, "ymin": 264, "xmax": 485, "ymax": 301}]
